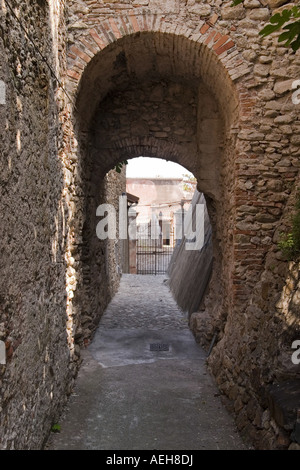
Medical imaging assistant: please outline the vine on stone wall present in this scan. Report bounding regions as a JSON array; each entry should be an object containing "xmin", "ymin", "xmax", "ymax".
[
  {"xmin": 115, "ymin": 160, "xmax": 128, "ymax": 174},
  {"xmin": 278, "ymin": 191, "xmax": 300, "ymax": 260},
  {"xmin": 232, "ymin": 1, "xmax": 300, "ymax": 51}
]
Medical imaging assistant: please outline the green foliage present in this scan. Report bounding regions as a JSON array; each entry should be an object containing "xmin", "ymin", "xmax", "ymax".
[
  {"xmin": 51, "ymin": 423, "xmax": 61, "ymax": 433},
  {"xmin": 278, "ymin": 192, "xmax": 300, "ymax": 261},
  {"xmin": 182, "ymin": 173, "xmax": 197, "ymax": 193},
  {"xmin": 260, "ymin": 7, "xmax": 300, "ymax": 52},
  {"xmin": 231, "ymin": 2, "xmax": 300, "ymax": 51},
  {"xmin": 114, "ymin": 160, "xmax": 128, "ymax": 174}
]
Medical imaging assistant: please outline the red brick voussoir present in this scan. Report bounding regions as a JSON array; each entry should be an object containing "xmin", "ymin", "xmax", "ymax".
[{"xmin": 66, "ymin": 13, "xmax": 251, "ymax": 91}]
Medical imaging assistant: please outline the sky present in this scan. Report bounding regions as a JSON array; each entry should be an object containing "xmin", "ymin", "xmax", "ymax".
[{"xmin": 126, "ymin": 157, "xmax": 194, "ymax": 179}]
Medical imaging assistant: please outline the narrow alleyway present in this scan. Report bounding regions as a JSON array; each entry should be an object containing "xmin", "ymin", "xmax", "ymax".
[{"xmin": 46, "ymin": 275, "xmax": 246, "ymax": 450}]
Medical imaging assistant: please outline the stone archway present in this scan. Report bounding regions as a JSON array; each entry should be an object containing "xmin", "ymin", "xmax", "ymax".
[
  {"xmin": 66, "ymin": 28, "xmax": 246, "ymax": 354},
  {"xmin": 63, "ymin": 15, "xmax": 299, "ymax": 449}
]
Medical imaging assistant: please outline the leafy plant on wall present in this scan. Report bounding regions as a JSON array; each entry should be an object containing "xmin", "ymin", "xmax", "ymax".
[
  {"xmin": 278, "ymin": 191, "xmax": 300, "ymax": 260},
  {"xmin": 232, "ymin": 1, "xmax": 300, "ymax": 51}
]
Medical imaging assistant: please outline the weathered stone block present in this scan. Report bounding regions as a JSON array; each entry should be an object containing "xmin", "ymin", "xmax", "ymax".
[
  {"xmin": 268, "ymin": 381, "xmax": 300, "ymax": 431},
  {"xmin": 248, "ymin": 8, "xmax": 270, "ymax": 21},
  {"xmin": 221, "ymin": 5, "xmax": 246, "ymax": 20},
  {"xmin": 149, "ymin": 0, "xmax": 180, "ymax": 13},
  {"xmin": 267, "ymin": 0, "xmax": 289, "ymax": 8},
  {"xmin": 239, "ymin": 130, "xmax": 265, "ymax": 141},
  {"xmin": 274, "ymin": 114, "xmax": 293, "ymax": 124},
  {"xmin": 189, "ymin": 3, "xmax": 211, "ymax": 16},
  {"xmin": 274, "ymin": 79, "xmax": 295, "ymax": 95},
  {"xmin": 254, "ymin": 63, "xmax": 270, "ymax": 77},
  {"xmin": 289, "ymin": 442, "xmax": 300, "ymax": 450},
  {"xmin": 258, "ymin": 89, "xmax": 275, "ymax": 101},
  {"xmin": 244, "ymin": 0, "xmax": 261, "ymax": 8}
]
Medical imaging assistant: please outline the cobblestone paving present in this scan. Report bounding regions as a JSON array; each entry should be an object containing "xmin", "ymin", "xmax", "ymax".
[
  {"xmin": 99, "ymin": 274, "xmax": 190, "ymax": 330},
  {"xmin": 46, "ymin": 274, "xmax": 247, "ymax": 450}
]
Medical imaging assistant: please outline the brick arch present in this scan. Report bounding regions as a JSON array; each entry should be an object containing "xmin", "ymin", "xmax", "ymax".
[
  {"xmin": 66, "ymin": 13, "xmax": 255, "ymax": 125},
  {"xmin": 67, "ymin": 13, "xmax": 248, "ymax": 84},
  {"xmin": 91, "ymin": 136, "xmax": 200, "ymax": 181},
  {"xmin": 68, "ymin": 16, "xmax": 244, "ymax": 354},
  {"xmin": 67, "ymin": 13, "xmax": 260, "ymax": 400},
  {"xmin": 95, "ymin": 134, "xmax": 192, "ymax": 164}
]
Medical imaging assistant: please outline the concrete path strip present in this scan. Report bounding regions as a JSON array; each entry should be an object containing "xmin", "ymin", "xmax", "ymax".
[{"xmin": 46, "ymin": 275, "xmax": 247, "ymax": 450}]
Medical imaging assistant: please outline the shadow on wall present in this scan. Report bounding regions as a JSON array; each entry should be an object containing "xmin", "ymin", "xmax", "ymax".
[{"xmin": 168, "ymin": 190, "xmax": 213, "ymax": 316}]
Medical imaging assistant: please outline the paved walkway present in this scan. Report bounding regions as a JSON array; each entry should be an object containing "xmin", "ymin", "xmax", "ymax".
[{"xmin": 46, "ymin": 275, "xmax": 246, "ymax": 450}]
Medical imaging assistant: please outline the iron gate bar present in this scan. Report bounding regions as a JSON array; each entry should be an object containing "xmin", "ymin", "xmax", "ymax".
[{"xmin": 136, "ymin": 238, "xmax": 174, "ymax": 275}]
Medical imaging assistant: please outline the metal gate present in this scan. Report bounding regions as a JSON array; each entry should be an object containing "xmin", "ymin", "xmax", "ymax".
[{"xmin": 136, "ymin": 238, "xmax": 174, "ymax": 275}]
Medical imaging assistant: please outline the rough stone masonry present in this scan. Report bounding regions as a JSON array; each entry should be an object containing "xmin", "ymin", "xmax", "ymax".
[{"xmin": 0, "ymin": 0, "xmax": 299, "ymax": 450}]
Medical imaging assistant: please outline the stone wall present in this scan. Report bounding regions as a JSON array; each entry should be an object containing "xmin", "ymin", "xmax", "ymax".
[
  {"xmin": 208, "ymin": 176, "xmax": 300, "ymax": 449},
  {"xmin": 0, "ymin": 0, "xmax": 71, "ymax": 449},
  {"xmin": 74, "ymin": 166, "xmax": 126, "ymax": 345},
  {"xmin": 168, "ymin": 191, "xmax": 213, "ymax": 316},
  {"xmin": 105, "ymin": 168, "xmax": 127, "ymax": 293}
]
